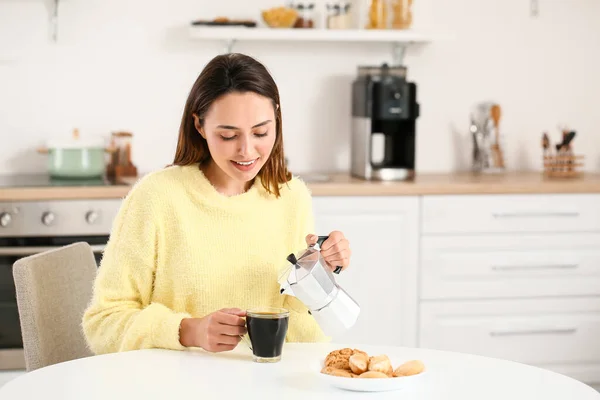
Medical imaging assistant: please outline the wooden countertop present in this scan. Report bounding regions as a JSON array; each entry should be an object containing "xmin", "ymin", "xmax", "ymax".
[
  {"xmin": 306, "ymin": 171, "xmax": 600, "ymax": 196},
  {"xmin": 2, "ymin": 171, "xmax": 600, "ymax": 201}
]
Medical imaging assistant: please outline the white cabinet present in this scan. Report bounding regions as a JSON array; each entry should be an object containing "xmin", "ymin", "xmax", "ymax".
[
  {"xmin": 312, "ymin": 196, "xmax": 419, "ymax": 347},
  {"xmin": 421, "ymin": 233, "xmax": 600, "ymax": 299},
  {"xmin": 422, "ymin": 194, "xmax": 600, "ymax": 234},
  {"xmin": 419, "ymin": 299, "xmax": 600, "ymax": 383},
  {"xmin": 418, "ymin": 193, "xmax": 600, "ymax": 386}
]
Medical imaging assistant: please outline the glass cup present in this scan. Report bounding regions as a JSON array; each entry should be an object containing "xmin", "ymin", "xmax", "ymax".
[{"xmin": 243, "ymin": 307, "xmax": 289, "ymax": 363}]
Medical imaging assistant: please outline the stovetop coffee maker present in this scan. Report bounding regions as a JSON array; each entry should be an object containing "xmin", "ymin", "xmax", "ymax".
[
  {"xmin": 278, "ymin": 236, "xmax": 360, "ymax": 337},
  {"xmin": 350, "ymin": 63, "xmax": 420, "ymax": 181}
]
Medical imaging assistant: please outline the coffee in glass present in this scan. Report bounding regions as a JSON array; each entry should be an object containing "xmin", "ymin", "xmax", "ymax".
[{"xmin": 245, "ymin": 307, "xmax": 289, "ymax": 363}]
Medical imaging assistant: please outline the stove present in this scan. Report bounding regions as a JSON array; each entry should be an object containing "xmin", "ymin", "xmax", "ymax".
[
  {"xmin": 0, "ymin": 174, "xmax": 124, "ymax": 370},
  {"xmin": 0, "ymin": 174, "xmax": 124, "ymax": 237}
]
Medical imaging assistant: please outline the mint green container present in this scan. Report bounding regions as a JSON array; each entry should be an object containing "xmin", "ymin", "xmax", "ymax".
[
  {"xmin": 39, "ymin": 135, "xmax": 107, "ymax": 179},
  {"xmin": 47, "ymin": 147, "xmax": 105, "ymax": 178}
]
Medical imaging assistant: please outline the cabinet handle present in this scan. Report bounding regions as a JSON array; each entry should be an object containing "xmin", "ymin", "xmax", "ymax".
[
  {"xmin": 491, "ymin": 264, "xmax": 579, "ymax": 272},
  {"xmin": 0, "ymin": 244, "xmax": 105, "ymax": 256},
  {"xmin": 491, "ymin": 212, "xmax": 580, "ymax": 218},
  {"xmin": 490, "ymin": 328, "xmax": 577, "ymax": 337}
]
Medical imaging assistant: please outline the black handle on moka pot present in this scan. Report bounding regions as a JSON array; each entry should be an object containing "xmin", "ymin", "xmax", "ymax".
[{"xmin": 317, "ymin": 235, "xmax": 343, "ymax": 275}]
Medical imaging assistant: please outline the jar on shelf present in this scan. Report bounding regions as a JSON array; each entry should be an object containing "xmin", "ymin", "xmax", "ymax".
[
  {"xmin": 365, "ymin": 0, "xmax": 388, "ymax": 29},
  {"xmin": 293, "ymin": 2, "xmax": 315, "ymax": 28},
  {"xmin": 389, "ymin": 0, "xmax": 413, "ymax": 29},
  {"xmin": 106, "ymin": 131, "xmax": 138, "ymax": 178},
  {"xmin": 326, "ymin": 1, "xmax": 353, "ymax": 29}
]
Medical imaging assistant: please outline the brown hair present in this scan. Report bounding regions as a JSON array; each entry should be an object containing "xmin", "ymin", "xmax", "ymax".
[{"xmin": 172, "ymin": 53, "xmax": 291, "ymax": 197}]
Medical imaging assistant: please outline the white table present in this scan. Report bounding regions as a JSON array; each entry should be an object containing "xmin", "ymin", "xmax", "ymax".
[{"xmin": 0, "ymin": 343, "xmax": 598, "ymax": 399}]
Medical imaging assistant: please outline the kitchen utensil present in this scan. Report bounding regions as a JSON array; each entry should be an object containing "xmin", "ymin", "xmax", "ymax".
[
  {"xmin": 542, "ymin": 127, "xmax": 584, "ymax": 178},
  {"xmin": 469, "ymin": 102, "xmax": 503, "ymax": 172},
  {"xmin": 37, "ymin": 129, "xmax": 113, "ymax": 179},
  {"xmin": 542, "ymin": 132, "xmax": 550, "ymax": 156},
  {"xmin": 470, "ymin": 119, "xmax": 482, "ymax": 170},
  {"xmin": 279, "ymin": 236, "xmax": 360, "ymax": 337},
  {"xmin": 489, "ymin": 104, "xmax": 505, "ymax": 168},
  {"xmin": 560, "ymin": 130, "xmax": 576, "ymax": 150}
]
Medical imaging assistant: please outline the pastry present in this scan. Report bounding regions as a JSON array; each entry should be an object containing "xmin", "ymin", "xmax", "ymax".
[
  {"xmin": 324, "ymin": 348, "xmax": 353, "ymax": 370},
  {"xmin": 321, "ymin": 366, "xmax": 355, "ymax": 378},
  {"xmin": 368, "ymin": 355, "xmax": 393, "ymax": 376},
  {"xmin": 349, "ymin": 352, "xmax": 369, "ymax": 374},
  {"xmin": 321, "ymin": 348, "xmax": 426, "ymax": 379},
  {"xmin": 393, "ymin": 360, "xmax": 425, "ymax": 377},
  {"xmin": 359, "ymin": 371, "xmax": 389, "ymax": 379},
  {"xmin": 325, "ymin": 348, "xmax": 367, "ymax": 370}
]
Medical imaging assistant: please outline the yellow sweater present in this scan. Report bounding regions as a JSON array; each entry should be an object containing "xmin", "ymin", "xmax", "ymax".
[{"xmin": 82, "ymin": 164, "xmax": 326, "ymax": 354}]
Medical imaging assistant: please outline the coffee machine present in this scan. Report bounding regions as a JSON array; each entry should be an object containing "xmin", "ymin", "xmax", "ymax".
[{"xmin": 350, "ymin": 63, "xmax": 420, "ymax": 181}]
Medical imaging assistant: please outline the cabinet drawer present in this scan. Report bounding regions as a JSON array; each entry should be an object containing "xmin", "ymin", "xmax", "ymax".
[
  {"xmin": 421, "ymin": 234, "xmax": 600, "ymax": 299},
  {"xmin": 422, "ymin": 194, "xmax": 600, "ymax": 234},
  {"xmin": 419, "ymin": 298, "xmax": 600, "ymax": 367}
]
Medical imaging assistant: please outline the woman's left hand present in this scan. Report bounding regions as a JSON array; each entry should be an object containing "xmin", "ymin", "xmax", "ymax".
[{"xmin": 305, "ymin": 231, "xmax": 351, "ymax": 274}]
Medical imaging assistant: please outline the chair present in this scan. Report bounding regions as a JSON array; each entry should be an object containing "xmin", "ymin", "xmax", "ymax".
[{"xmin": 12, "ymin": 242, "xmax": 98, "ymax": 371}]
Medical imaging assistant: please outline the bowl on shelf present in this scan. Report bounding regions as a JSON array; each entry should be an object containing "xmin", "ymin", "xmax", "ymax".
[{"xmin": 261, "ymin": 7, "xmax": 298, "ymax": 28}]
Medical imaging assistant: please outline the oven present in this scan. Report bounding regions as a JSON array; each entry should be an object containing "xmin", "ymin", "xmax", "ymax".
[{"xmin": 0, "ymin": 198, "xmax": 121, "ymax": 370}]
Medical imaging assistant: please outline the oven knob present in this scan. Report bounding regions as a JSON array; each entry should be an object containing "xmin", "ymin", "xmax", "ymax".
[
  {"xmin": 42, "ymin": 212, "xmax": 55, "ymax": 226},
  {"xmin": 86, "ymin": 211, "xmax": 99, "ymax": 224},
  {"xmin": 0, "ymin": 212, "xmax": 11, "ymax": 227}
]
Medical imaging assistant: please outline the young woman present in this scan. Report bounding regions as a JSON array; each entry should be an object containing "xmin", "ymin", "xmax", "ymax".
[{"xmin": 82, "ymin": 53, "xmax": 352, "ymax": 354}]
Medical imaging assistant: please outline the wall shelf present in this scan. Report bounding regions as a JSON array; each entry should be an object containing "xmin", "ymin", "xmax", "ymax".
[{"xmin": 188, "ymin": 26, "xmax": 432, "ymax": 65}]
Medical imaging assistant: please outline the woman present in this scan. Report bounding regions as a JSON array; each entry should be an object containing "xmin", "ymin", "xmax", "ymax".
[{"xmin": 82, "ymin": 53, "xmax": 352, "ymax": 354}]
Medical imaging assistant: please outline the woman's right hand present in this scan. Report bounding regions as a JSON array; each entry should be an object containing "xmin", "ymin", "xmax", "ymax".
[{"xmin": 179, "ymin": 308, "xmax": 247, "ymax": 352}]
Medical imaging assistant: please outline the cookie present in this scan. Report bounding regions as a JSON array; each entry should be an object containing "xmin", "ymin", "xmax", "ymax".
[
  {"xmin": 368, "ymin": 355, "xmax": 393, "ymax": 375},
  {"xmin": 325, "ymin": 348, "xmax": 367, "ymax": 370},
  {"xmin": 321, "ymin": 366, "xmax": 355, "ymax": 378},
  {"xmin": 349, "ymin": 352, "xmax": 369, "ymax": 374},
  {"xmin": 393, "ymin": 360, "xmax": 425, "ymax": 377},
  {"xmin": 359, "ymin": 371, "xmax": 389, "ymax": 379},
  {"xmin": 324, "ymin": 348, "xmax": 353, "ymax": 369}
]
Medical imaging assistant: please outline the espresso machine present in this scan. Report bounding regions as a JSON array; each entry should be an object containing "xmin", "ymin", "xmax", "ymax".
[{"xmin": 350, "ymin": 63, "xmax": 420, "ymax": 181}]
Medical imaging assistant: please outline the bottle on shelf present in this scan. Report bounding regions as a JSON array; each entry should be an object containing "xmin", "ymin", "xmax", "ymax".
[
  {"xmin": 365, "ymin": 0, "xmax": 388, "ymax": 29},
  {"xmin": 389, "ymin": 0, "xmax": 413, "ymax": 29}
]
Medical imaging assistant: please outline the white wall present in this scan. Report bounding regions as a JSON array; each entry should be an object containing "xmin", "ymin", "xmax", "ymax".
[{"xmin": 1, "ymin": 0, "xmax": 599, "ymax": 175}]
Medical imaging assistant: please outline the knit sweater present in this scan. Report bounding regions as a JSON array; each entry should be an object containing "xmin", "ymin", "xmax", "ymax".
[{"xmin": 81, "ymin": 164, "xmax": 326, "ymax": 354}]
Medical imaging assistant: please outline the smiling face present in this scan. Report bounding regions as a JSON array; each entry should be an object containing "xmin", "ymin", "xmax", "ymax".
[{"xmin": 194, "ymin": 91, "xmax": 277, "ymax": 194}]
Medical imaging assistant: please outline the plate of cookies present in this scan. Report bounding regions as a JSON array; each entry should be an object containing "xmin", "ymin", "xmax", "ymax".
[{"xmin": 317, "ymin": 348, "xmax": 426, "ymax": 392}]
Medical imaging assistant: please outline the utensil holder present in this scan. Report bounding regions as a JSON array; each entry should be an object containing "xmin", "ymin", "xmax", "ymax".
[{"xmin": 543, "ymin": 154, "xmax": 584, "ymax": 178}]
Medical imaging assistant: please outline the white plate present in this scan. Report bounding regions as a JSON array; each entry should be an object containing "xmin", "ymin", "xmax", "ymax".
[{"xmin": 315, "ymin": 357, "xmax": 427, "ymax": 393}]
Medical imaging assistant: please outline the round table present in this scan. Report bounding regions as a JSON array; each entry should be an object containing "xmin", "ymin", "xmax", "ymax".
[{"xmin": 0, "ymin": 343, "xmax": 598, "ymax": 399}]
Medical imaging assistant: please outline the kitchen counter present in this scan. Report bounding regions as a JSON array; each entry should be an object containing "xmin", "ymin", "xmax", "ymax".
[
  {"xmin": 305, "ymin": 171, "xmax": 600, "ymax": 196},
  {"xmin": 2, "ymin": 171, "xmax": 600, "ymax": 201}
]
